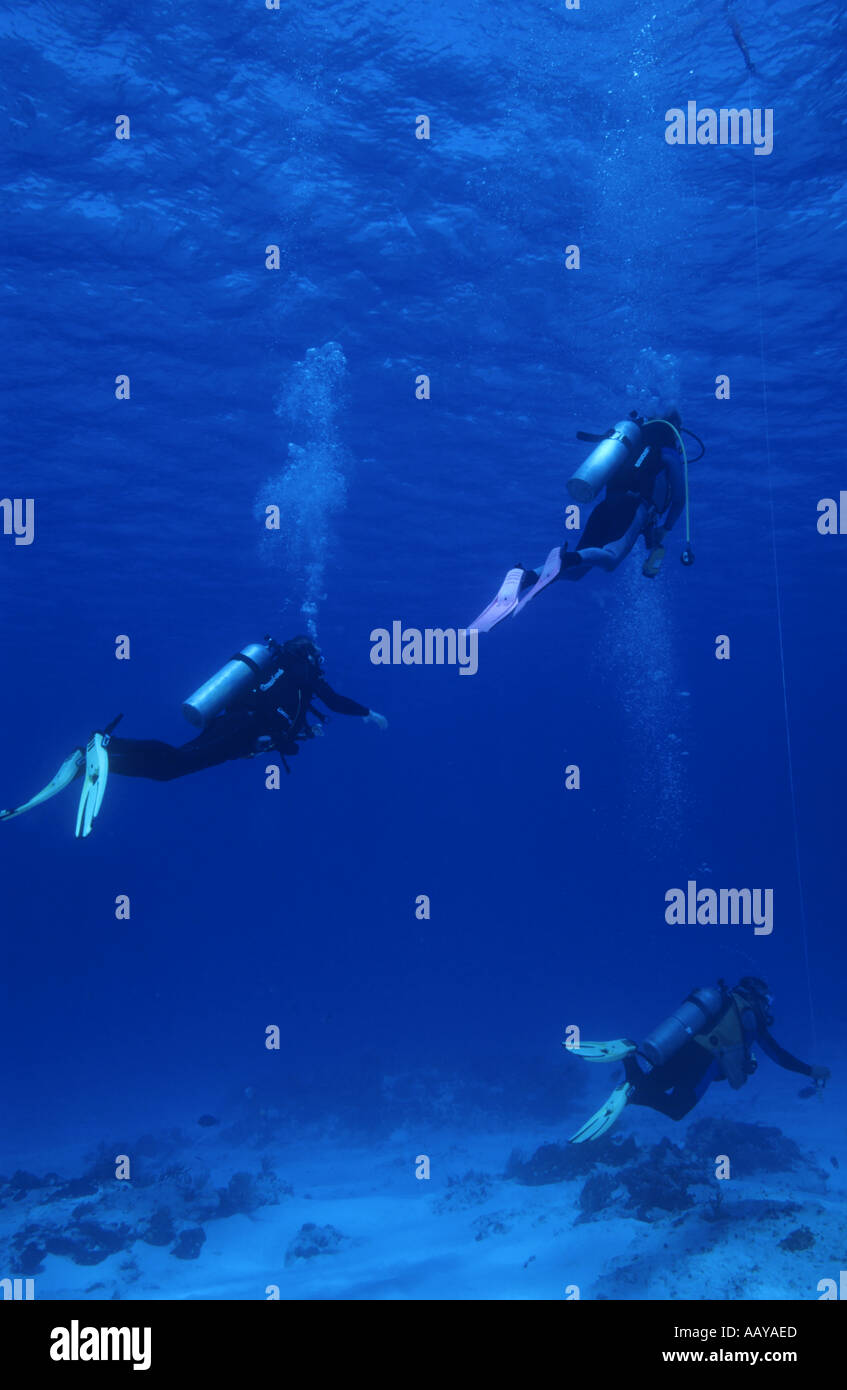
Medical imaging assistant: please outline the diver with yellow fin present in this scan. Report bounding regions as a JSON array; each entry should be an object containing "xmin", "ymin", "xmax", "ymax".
[
  {"xmin": 566, "ymin": 978, "xmax": 830, "ymax": 1143},
  {"xmin": 0, "ymin": 636, "xmax": 387, "ymax": 838},
  {"xmin": 471, "ymin": 408, "xmax": 700, "ymax": 632}
]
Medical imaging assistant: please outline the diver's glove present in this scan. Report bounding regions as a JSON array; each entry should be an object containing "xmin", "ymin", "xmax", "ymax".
[
  {"xmin": 810, "ymin": 1065, "xmax": 831, "ymax": 1087},
  {"xmin": 365, "ymin": 710, "xmax": 388, "ymax": 730}
]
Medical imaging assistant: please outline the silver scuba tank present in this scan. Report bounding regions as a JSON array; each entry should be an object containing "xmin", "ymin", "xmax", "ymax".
[
  {"xmin": 640, "ymin": 986, "xmax": 725, "ymax": 1069},
  {"xmin": 567, "ymin": 419, "xmax": 644, "ymax": 503},
  {"xmin": 182, "ymin": 640, "xmax": 281, "ymax": 728}
]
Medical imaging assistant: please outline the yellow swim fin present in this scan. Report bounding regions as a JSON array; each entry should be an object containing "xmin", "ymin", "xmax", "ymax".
[
  {"xmin": 642, "ymin": 545, "xmax": 665, "ymax": 578},
  {"xmin": 563, "ymin": 1038, "xmax": 637, "ymax": 1062},
  {"xmin": 569, "ymin": 1081, "xmax": 635, "ymax": 1144}
]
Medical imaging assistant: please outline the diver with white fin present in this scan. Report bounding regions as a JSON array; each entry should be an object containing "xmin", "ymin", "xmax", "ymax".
[
  {"xmin": 471, "ymin": 408, "xmax": 700, "ymax": 633},
  {"xmin": 0, "ymin": 637, "xmax": 387, "ymax": 837},
  {"xmin": 566, "ymin": 978, "xmax": 830, "ymax": 1144}
]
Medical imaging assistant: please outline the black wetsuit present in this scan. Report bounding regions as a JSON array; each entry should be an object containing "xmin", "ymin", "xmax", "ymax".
[
  {"xmin": 106, "ymin": 672, "xmax": 369, "ymax": 782},
  {"xmin": 623, "ymin": 1003, "xmax": 815, "ymax": 1122}
]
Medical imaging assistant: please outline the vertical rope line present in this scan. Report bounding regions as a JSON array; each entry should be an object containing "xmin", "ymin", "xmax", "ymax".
[{"xmin": 747, "ymin": 112, "xmax": 817, "ymax": 1049}]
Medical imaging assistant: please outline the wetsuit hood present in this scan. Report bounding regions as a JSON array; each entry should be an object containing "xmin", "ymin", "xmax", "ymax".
[
  {"xmin": 277, "ymin": 635, "xmax": 325, "ymax": 682},
  {"xmin": 641, "ymin": 416, "xmax": 681, "ymax": 452},
  {"xmin": 734, "ymin": 976, "xmax": 774, "ymax": 1028}
]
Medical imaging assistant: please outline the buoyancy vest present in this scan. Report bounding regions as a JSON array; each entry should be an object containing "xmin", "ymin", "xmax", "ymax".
[{"xmin": 693, "ymin": 992, "xmax": 756, "ymax": 1090}]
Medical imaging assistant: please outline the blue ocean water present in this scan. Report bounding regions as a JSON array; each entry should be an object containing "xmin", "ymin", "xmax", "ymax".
[{"xmin": 1, "ymin": 0, "xmax": 845, "ymax": 1301}]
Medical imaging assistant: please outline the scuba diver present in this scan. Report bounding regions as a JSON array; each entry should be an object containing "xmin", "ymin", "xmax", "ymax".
[
  {"xmin": 471, "ymin": 408, "xmax": 700, "ymax": 632},
  {"xmin": 566, "ymin": 977, "xmax": 830, "ymax": 1144},
  {"xmin": 0, "ymin": 635, "xmax": 388, "ymax": 838}
]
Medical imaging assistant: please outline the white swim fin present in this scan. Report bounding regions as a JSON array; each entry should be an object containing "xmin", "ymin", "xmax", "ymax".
[
  {"xmin": 75, "ymin": 733, "xmax": 110, "ymax": 839},
  {"xmin": 0, "ymin": 748, "xmax": 85, "ymax": 822},
  {"xmin": 513, "ymin": 545, "xmax": 566, "ymax": 614},
  {"xmin": 470, "ymin": 567, "xmax": 529, "ymax": 632}
]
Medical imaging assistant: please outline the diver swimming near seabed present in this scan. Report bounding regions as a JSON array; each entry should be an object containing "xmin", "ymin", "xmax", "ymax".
[
  {"xmin": 0, "ymin": 635, "xmax": 388, "ymax": 838},
  {"xmin": 566, "ymin": 977, "xmax": 830, "ymax": 1144},
  {"xmin": 471, "ymin": 408, "xmax": 701, "ymax": 633}
]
